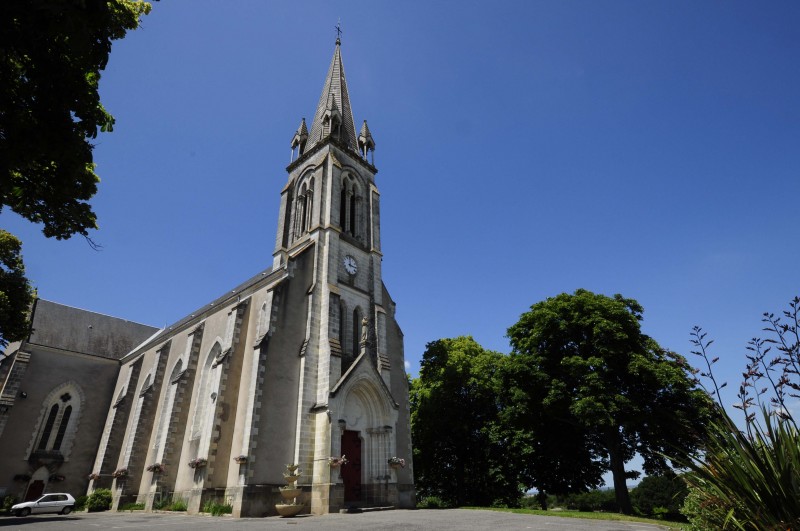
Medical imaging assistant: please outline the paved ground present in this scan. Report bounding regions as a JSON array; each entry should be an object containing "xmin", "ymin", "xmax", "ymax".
[{"xmin": 0, "ymin": 509, "xmax": 672, "ymax": 531}]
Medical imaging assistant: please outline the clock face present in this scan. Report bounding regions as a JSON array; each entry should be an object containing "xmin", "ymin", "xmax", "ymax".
[{"xmin": 343, "ymin": 255, "xmax": 358, "ymax": 275}]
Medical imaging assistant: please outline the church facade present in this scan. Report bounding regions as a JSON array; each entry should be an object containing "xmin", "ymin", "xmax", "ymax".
[
  {"xmin": 0, "ymin": 39, "xmax": 414, "ymax": 516},
  {"xmin": 89, "ymin": 38, "xmax": 414, "ymax": 516}
]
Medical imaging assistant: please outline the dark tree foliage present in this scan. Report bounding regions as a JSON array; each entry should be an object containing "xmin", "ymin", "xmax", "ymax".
[
  {"xmin": 0, "ymin": 231, "xmax": 34, "ymax": 351},
  {"xmin": 498, "ymin": 353, "xmax": 607, "ymax": 504},
  {"xmin": 630, "ymin": 473, "xmax": 688, "ymax": 519},
  {"xmin": 506, "ymin": 289, "xmax": 711, "ymax": 514},
  {"xmin": 0, "ymin": 0, "xmax": 151, "ymax": 348},
  {"xmin": 411, "ymin": 337, "xmax": 523, "ymax": 507},
  {"xmin": 1, "ymin": 0, "xmax": 152, "ymax": 239}
]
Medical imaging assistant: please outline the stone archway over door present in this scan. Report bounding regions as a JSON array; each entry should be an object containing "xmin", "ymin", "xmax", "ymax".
[
  {"xmin": 341, "ymin": 430, "xmax": 362, "ymax": 502},
  {"xmin": 25, "ymin": 466, "xmax": 50, "ymax": 501}
]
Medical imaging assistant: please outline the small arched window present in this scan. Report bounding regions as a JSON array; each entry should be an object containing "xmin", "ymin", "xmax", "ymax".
[
  {"xmin": 191, "ymin": 343, "xmax": 221, "ymax": 441},
  {"xmin": 153, "ymin": 360, "xmax": 183, "ymax": 458}
]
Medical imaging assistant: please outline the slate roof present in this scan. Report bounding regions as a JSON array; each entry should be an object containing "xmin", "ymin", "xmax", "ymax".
[{"xmin": 25, "ymin": 300, "xmax": 159, "ymax": 360}]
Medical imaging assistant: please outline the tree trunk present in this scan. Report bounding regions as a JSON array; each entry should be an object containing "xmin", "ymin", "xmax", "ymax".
[
  {"xmin": 607, "ymin": 432, "xmax": 633, "ymax": 514},
  {"xmin": 537, "ymin": 491, "xmax": 548, "ymax": 510}
]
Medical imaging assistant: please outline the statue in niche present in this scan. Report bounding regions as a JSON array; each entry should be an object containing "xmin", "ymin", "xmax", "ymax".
[{"xmin": 360, "ymin": 317, "xmax": 368, "ymax": 344}]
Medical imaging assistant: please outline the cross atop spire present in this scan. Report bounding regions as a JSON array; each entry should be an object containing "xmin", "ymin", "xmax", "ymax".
[{"xmin": 335, "ymin": 19, "xmax": 342, "ymax": 45}]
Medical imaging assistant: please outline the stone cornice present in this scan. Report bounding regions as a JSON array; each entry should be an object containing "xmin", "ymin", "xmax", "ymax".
[{"xmin": 287, "ymin": 138, "xmax": 377, "ymax": 176}]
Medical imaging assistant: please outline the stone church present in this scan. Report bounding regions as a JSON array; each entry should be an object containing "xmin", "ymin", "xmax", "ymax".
[{"xmin": 0, "ymin": 37, "xmax": 414, "ymax": 516}]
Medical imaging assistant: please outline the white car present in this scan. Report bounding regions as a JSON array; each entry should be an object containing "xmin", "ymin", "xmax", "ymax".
[{"xmin": 12, "ymin": 493, "xmax": 76, "ymax": 516}]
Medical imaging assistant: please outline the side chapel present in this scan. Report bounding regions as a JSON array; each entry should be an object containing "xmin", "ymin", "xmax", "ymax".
[{"xmin": 0, "ymin": 36, "xmax": 414, "ymax": 517}]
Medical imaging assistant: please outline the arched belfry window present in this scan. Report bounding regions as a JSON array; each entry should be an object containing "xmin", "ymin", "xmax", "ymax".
[
  {"xmin": 292, "ymin": 175, "xmax": 315, "ymax": 241},
  {"xmin": 306, "ymin": 177, "xmax": 315, "ymax": 232},
  {"xmin": 340, "ymin": 174, "xmax": 363, "ymax": 241}
]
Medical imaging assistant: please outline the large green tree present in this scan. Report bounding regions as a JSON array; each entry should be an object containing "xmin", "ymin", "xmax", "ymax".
[
  {"xmin": 506, "ymin": 289, "xmax": 710, "ymax": 514},
  {"xmin": 0, "ymin": 231, "xmax": 34, "ymax": 351},
  {"xmin": 0, "ymin": 0, "xmax": 151, "ymax": 349},
  {"xmin": 411, "ymin": 336, "xmax": 523, "ymax": 507},
  {"xmin": 497, "ymin": 352, "xmax": 608, "ymax": 506}
]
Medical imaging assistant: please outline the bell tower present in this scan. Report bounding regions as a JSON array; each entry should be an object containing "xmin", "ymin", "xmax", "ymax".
[{"xmin": 272, "ymin": 35, "xmax": 413, "ymax": 512}]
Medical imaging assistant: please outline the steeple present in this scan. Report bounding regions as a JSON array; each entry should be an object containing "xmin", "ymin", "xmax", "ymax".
[
  {"xmin": 290, "ymin": 118, "xmax": 308, "ymax": 162},
  {"xmin": 358, "ymin": 120, "xmax": 375, "ymax": 164},
  {"xmin": 305, "ymin": 39, "xmax": 358, "ymax": 154}
]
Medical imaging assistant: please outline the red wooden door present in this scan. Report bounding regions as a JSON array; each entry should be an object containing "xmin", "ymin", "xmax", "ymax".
[
  {"xmin": 341, "ymin": 430, "xmax": 362, "ymax": 502},
  {"xmin": 25, "ymin": 480, "xmax": 45, "ymax": 501}
]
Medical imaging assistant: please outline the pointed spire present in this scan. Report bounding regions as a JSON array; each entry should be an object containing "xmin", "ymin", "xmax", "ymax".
[
  {"xmin": 358, "ymin": 120, "xmax": 375, "ymax": 164},
  {"xmin": 306, "ymin": 39, "xmax": 358, "ymax": 153},
  {"xmin": 291, "ymin": 118, "xmax": 308, "ymax": 151},
  {"xmin": 358, "ymin": 120, "xmax": 375, "ymax": 152}
]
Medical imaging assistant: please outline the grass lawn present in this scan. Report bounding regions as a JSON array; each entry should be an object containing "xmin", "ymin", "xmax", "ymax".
[{"xmin": 463, "ymin": 507, "xmax": 684, "ymax": 529}]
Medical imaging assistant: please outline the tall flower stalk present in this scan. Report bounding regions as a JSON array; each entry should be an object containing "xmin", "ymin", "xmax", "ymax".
[{"xmin": 679, "ymin": 297, "xmax": 800, "ymax": 530}]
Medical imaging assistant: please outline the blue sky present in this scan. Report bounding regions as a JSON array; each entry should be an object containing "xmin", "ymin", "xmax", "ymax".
[{"xmin": 4, "ymin": 1, "xmax": 800, "ymax": 419}]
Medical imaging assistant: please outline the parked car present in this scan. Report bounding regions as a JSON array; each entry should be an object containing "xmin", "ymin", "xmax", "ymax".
[{"xmin": 12, "ymin": 493, "xmax": 75, "ymax": 516}]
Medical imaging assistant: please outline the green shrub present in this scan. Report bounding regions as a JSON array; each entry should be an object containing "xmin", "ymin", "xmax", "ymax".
[
  {"xmin": 202, "ymin": 501, "xmax": 232, "ymax": 516},
  {"xmin": 153, "ymin": 497, "xmax": 170, "ymax": 510},
  {"xmin": 681, "ymin": 407, "xmax": 800, "ymax": 530},
  {"xmin": 556, "ymin": 489, "xmax": 618, "ymax": 512},
  {"xmin": 2, "ymin": 495, "xmax": 18, "ymax": 514},
  {"xmin": 680, "ymin": 485, "xmax": 731, "ymax": 531},
  {"xmin": 417, "ymin": 496, "xmax": 453, "ymax": 509},
  {"xmin": 520, "ymin": 492, "xmax": 553, "ymax": 510},
  {"xmin": 168, "ymin": 499, "xmax": 187, "ymax": 512},
  {"xmin": 155, "ymin": 497, "xmax": 188, "ymax": 512},
  {"xmin": 630, "ymin": 473, "xmax": 687, "ymax": 520},
  {"xmin": 519, "ymin": 496, "xmax": 540, "ymax": 509},
  {"xmin": 74, "ymin": 495, "xmax": 88, "ymax": 511},
  {"xmin": 681, "ymin": 302, "xmax": 800, "ymax": 529},
  {"xmin": 119, "ymin": 502, "xmax": 144, "ymax": 511},
  {"xmin": 86, "ymin": 488, "xmax": 113, "ymax": 512},
  {"xmin": 652, "ymin": 506, "xmax": 669, "ymax": 520}
]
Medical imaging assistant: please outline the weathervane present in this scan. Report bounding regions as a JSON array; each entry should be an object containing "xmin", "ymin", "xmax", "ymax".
[{"xmin": 335, "ymin": 19, "xmax": 342, "ymax": 44}]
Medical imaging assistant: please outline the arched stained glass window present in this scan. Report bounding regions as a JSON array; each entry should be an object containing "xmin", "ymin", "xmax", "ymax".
[
  {"xmin": 52, "ymin": 405, "xmax": 72, "ymax": 451},
  {"xmin": 37, "ymin": 404, "xmax": 59, "ymax": 450}
]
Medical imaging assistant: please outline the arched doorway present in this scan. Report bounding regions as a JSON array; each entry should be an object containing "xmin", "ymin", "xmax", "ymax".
[
  {"xmin": 338, "ymin": 376, "xmax": 397, "ymax": 505},
  {"xmin": 25, "ymin": 466, "xmax": 49, "ymax": 501},
  {"xmin": 341, "ymin": 430, "xmax": 362, "ymax": 502}
]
